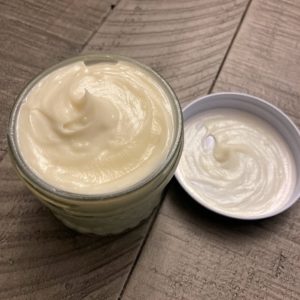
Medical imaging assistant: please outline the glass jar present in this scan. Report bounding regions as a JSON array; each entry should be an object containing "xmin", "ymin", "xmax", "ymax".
[{"xmin": 7, "ymin": 53, "xmax": 183, "ymax": 235}]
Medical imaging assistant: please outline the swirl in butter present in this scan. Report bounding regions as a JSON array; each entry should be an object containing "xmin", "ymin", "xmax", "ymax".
[
  {"xmin": 177, "ymin": 108, "xmax": 296, "ymax": 217},
  {"xmin": 17, "ymin": 61, "xmax": 174, "ymax": 194}
]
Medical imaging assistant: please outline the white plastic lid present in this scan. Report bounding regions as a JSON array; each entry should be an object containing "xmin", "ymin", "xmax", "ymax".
[{"xmin": 175, "ymin": 92, "xmax": 300, "ymax": 220}]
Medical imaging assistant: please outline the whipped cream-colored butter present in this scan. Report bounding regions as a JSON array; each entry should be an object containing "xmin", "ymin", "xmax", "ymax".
[
  {"xmin": 17, "ymin": 61, "xmax": 174, "ymax": 194},
  {"xmin": 177, "ymin": 108, "xmax": 296, "ymax": 217}
]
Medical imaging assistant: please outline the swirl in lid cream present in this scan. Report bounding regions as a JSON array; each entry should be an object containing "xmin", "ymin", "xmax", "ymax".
[
  {"xmin": 177, "ymin": 108, "xmax": 296, "ymax": 217},
  {"xmin": 17, "ymin": 61, "xmax": 174, "ymax": 194}
]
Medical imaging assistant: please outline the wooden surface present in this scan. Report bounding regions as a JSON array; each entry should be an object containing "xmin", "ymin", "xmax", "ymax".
[{"xmin": 1, "ymin": 0, "xmax": 300, "ymax": 299}]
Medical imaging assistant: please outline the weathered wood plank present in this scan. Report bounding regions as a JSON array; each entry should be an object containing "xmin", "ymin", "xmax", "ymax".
[
  {"xmin": 122, "ymin": 0, "xmax": 300, "ymax": 299},
  {"xmin": 214, "ymin": 0, "xmax": 300, "ymax": 126}
]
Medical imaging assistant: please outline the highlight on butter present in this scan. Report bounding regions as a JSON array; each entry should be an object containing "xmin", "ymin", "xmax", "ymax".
[{"xmin": 8, "ymin": 54, "xmax": 183, "ymax": 235}]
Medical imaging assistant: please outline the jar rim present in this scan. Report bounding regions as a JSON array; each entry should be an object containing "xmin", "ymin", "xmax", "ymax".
[{"xmin": 7, "ymin": 53, "xmax": 183, "ymax": 201}]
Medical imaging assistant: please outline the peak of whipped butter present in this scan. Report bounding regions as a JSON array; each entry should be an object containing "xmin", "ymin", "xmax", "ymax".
[{"xmin": 17, "ymin": 61, "xmax": 174, "ymax": 194}]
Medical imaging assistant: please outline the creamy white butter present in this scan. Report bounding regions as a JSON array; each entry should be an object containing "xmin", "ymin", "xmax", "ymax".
[
  {"xmin": 17, "ymin": 61, "xmax": 174, "ymax": 194},
  {"xmin": 177, "ymin": 108, "xmax": 296, "ymax": 217}
]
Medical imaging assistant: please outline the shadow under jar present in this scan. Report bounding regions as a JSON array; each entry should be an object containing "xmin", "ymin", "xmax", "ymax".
[{"xmin": 7, "ymin": 54, "xmax": 183, "ymax": 235}]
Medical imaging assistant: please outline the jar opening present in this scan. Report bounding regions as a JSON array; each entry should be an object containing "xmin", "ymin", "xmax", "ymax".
[{"xmin": 8, "ymin": 53, "xmax": 183, "ymax": 201}]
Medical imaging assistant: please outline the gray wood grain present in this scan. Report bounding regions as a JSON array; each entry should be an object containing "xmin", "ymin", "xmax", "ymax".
[
  {"xmin": 0, "ymin": 0, "xmax": 250, "ymax": 299},
  {"xmin": 121, "ymin": 0, "xmax": 300, "ymax": 299},
  {"xmin": 214, "ymin": 0, "xmax": 300, "ymax": 126}
]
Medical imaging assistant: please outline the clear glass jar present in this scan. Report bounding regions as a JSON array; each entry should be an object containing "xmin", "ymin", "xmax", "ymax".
[{"xmin": 7, "ymin": 53, "xmax": 183, "ymax": 235}]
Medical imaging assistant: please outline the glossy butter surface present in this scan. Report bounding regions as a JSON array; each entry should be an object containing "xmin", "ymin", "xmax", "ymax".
[{"xmin": 17, "ymin": 61, "xmax": 174, "ymax": 194}]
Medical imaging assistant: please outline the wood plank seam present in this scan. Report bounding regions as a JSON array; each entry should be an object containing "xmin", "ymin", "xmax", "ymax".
[
  {"xmin": 117, "ymin": 205, "xmax": 163, "ymax": 300},
  {"xmin": 208, "ymin": 0, "xmax": 253, "ymax": 94},
  {"xmin": 79, "ymin": 0, "xmax": 123, "ymax": 53}
]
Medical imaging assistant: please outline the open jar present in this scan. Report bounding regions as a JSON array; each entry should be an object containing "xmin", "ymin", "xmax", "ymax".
[{"xmin": 7, "ymin": 53, "xmax": 183, "ymax": 235}]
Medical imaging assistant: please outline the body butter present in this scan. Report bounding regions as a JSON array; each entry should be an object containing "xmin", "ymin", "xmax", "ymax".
[{"xmin": 17, "ymin": 61, "xmax": 174, "ymax": 194}]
